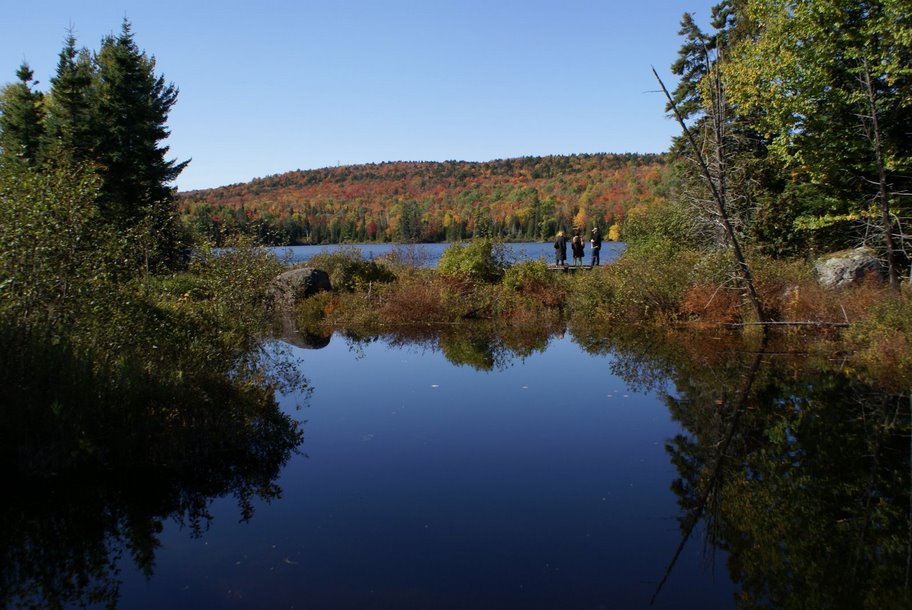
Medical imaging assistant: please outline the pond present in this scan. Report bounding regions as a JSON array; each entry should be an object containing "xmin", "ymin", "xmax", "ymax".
[
  {"xmin": 3, "ymin": 327, "xmax": 910, "ymax": 609},
  {"xmin": 270, "ymin": 241, "xmax": 626, "ymax": 267}
]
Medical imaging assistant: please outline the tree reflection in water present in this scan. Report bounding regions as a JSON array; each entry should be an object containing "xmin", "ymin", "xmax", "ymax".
[
  {"xmin": 17, "ymin": 315, "xmax": 910, "ymax": 609},
  {"xmin": 0, "ymin": 332, "xmax": 308, "ymax": 610},
  {"xmin": 340, "ymin": 319, "xmax": 559, "ymax": 372},
  {"xmin": 573, "ymin": 324, "xmax": 912, "ymax": 609},
  {"xmin": 312, "ymin": 320, "xmax": 912, "ymax": 607}
]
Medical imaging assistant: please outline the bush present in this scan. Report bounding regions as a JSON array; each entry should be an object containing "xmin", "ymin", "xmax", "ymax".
[
  {"xmin": 306, "ymin": 248, "xmax": 395, "ymax": 292},
  {"xmin": 503, "ymin": 259, "xmax": 551, "ymax": 293},
  {"xmin": 566, "ymin": 239, "xmax": 702, "ymax": 325},
  {"xmin": 621, "ymin": 199, "xmax": 700, "ymax": 250},
  {"xmin": 845, "ymin": 294, "xmax": 912, "ymax": 387},
  {"xmin": 438, "ymin": 239, "xmax": 507, "ymax": 283}
]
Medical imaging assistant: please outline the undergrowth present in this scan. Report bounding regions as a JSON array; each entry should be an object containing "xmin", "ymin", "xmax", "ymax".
[{"xmin": 292, "ymin": 239, "xmax": 911, "ymax": 387}]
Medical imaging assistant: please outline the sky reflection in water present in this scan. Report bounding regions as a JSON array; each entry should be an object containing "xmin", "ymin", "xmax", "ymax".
[{"xmin": 115, "ymin": 333, "xmax": 737, "ymax": 609}]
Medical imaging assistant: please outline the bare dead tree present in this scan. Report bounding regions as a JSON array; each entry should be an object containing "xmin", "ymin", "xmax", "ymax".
[
  {"xmin": 858, "ymin": 58, "xmax": 902, "ymax": 289},
  {"xmin": 653, "ymin": 64, "xmax": 767, "ymax": 323}
]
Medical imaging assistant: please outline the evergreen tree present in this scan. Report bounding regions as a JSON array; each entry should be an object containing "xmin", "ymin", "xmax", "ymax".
[
  {"xmin": 92, "ymin": 20, "xmax": 188, "ymax": 225},
  {"xmin": 43, "ymin": 31, "xmax": 95, "ymax": 162},
  {"xmin": 0, "ymin": 63, "xmax": 45, "ymax": 166},
  {"xmin": 89, "ymin": 20, "xmax": 189, "ymax": 267}
]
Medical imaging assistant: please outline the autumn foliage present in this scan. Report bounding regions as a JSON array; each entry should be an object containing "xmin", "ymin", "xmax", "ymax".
[{"xmin": 178, "ymin": 153, "xmax": 671, "ymax": 245}]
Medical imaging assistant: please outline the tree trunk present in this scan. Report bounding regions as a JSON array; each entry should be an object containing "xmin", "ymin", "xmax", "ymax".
[
  {"xmin": 652, "ymin": 66, "xmax": 766, "ymax": 323},
  {"xmin": 861, "ymin": 60, "xmax": 900, "ymax": 289}
]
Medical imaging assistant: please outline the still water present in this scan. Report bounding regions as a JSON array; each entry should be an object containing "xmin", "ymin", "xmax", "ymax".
[
  {"xmin": 5, "ymin": 328, "xmax": 910, "ymax": 609},
  {"xmin": 114, "ymin": 333, "xmax": 735, "ymax": 609},
  {"xmin": 271, "ymin": 241, "xmax": 626, "ymax": 267}
]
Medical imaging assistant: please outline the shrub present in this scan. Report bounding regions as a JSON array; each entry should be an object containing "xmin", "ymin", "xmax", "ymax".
[
  {"xmin": 621, "ymin": 199, "xmax": 700, "ymax": 250},
  {"xmin": 373, "ymin": 271, "xmax": 454, "ymax": 326},
  {"xmin": 845, "ymin": 294, "xmax": 912, "ymax": 387},
  {"xmin": 306, "ymin": 248, "xmax": 395, "ymax": 292},
  {"xmin": 566, "ymin": 239, "xmax": 702, "ymax": 325},
  {"xmin": 438, "ymin": 239, "xmax": 507, "ymax": 283},
  {"xmin": 503, "ymin": 259, "xmax": 550, "ymax": 292}
]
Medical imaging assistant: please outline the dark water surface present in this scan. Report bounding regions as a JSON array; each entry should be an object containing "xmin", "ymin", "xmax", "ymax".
[
  {"xmin": 5, "ymin": 328, "xmax": 910, "ymax": 609},
  {"xmin": 114, "ymin": 334, "xmax": 734, "ymax": 609}
]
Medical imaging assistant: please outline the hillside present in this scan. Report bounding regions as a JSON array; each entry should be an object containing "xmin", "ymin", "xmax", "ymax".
[{"xmin": 178, "ymin": 153, "xmax": 673, "ymax": 245}]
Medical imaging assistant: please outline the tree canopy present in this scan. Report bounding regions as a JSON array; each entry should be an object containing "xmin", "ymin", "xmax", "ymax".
[{"xmin": 0, "ymin": 20, "xmax": 188, "ymax": 268}]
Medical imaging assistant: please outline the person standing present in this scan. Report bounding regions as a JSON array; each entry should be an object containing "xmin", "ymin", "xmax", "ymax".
[
  {"xmin": 553, "ymin": 230, "xmax": 568, "ymax": 266},
  {"xmin": 571, "ymin": 229, "xmax": 585, "ymax": 266},
  {"xmin": 590, "ymin": 226, "xmax": 602, "ymax": 266}
]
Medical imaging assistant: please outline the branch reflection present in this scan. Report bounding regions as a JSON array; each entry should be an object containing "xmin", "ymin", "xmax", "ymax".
[{"xmin": 577, "ymin": 324, "xmax": 912, "ymax": 608}]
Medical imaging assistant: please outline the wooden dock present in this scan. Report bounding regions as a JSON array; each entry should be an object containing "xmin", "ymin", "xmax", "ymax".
[{"xmin": 547, "ymin": 264, "xmax": 597, "ymax": 272}]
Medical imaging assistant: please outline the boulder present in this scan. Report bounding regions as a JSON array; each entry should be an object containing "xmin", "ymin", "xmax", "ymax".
[
  {"xmin": 269, "ymin": 267, "xmax": 332, "ymax": 310},
  {"xmin": 814, "ymin": 247, "xmax": 883, "ymax": 289}
]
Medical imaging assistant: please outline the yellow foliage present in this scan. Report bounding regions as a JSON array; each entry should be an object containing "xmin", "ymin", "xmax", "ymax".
[
  {"xmin": 573, "ymin": 209, "xmax": 588, "ymax": 231},
  {"xmin": 608, "ymin": 223, "xmax": 621, "ymax": 241}
]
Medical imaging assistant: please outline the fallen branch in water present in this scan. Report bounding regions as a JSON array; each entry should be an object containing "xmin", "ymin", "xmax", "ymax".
[{"xmin": 725, "ymin": 321, "xmax": 851, "ymax": 328}]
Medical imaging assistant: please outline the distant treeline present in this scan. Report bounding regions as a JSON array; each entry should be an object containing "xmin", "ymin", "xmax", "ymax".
[{"xmin": 178, "ymin": 153, "xmax": 673, "ymax": 245}]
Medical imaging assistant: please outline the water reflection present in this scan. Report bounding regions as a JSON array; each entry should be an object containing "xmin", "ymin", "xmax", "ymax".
[
  {"xmin": 339, "ymin": 320, "xmax": 559, "ymax": 371},
  {"xmin": 340, "ymin": 324, "xmax": 912, "ymax": 606},
  {"xmin": 575, "ymin": 326, "xmax": 912, "ymax": 608},
  {"xmin": 5, "ymin": 321, "xmax": 911, "ymax": 608},
  {"xmin": 0, "ymin": 333, "xmax": 306, "ymax": 610}
]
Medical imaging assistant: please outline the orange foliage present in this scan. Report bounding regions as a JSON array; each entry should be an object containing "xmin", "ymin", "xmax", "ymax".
[{"xmin": 179, "ymin": 153, "xmax": 671, "ymax": 244}]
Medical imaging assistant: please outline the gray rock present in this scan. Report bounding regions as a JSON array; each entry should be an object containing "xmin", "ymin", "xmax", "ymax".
[
  {"xmin": 814, "ymin": 247, "xmax": 883, "ymax": 289},
  {"xmin": 269, "ymin": 267, "xmax": 332, "ymax": 310}
]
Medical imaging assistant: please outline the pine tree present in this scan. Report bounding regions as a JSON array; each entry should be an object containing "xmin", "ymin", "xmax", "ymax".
[
  {"xmin": 0, "ymin": 63, "xmax": 45, "ymax": 166},
  {"xmin": 92, "ymin": 20, "xmax": 188, "ymax": 223},
  {"xmin": 43, "ymin": 31, "xmax": 95, "ymax": 162},
  {"xmin": 91, "ymin": 20, "xmax": 189, "ymax": 267}
]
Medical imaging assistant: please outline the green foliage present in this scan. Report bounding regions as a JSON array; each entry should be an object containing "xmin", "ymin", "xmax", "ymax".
[
  {"xmin": 0, "ymin": 157, "xmax": 115, "ymax": 333},
  {"xmin": 621, "ymin": 199, "xmax": 700, "ymax": 250},
  {"xmin": 566, "ymin": 240, "xmax": 703, "ymax": 324},
  {"xmin": 397, "ymin": 200, "xmax": 424, "ymax": 242},
  {"xmin": 0, "ymin": 63, "xmax": 44, "ymax": 165},
  {"xmin": 0, "ymin": 20, "xmax": 189, "ymax": 269},
  {"xmin": 42, "ymin": 32, "xmax": 95, "ymax": 162},
  {"xmin": 721, "ymin": 0, "xmax": 912, "ymax": 258},
  {"xmin": 502, "ymin": 259, "xmax": 552, "ymax": 293},
  {"xmin": 306, "ymin": 248, "xmax": 395, "ymax": 292},
  {"xmin": 751, "ymin": 181, "xmax": 852, "ymax": 257},
  {"xmin": 438, "ymin": 239, "xmax": 507, "ymax": 283}
]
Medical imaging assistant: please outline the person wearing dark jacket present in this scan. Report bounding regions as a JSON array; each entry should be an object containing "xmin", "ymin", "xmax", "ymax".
[
  {"xmin": 590, "ymin": 226, "xmax": 602, "ymax": 266},
  {"xmin": 571, "ymin": 230, "xmax": 585, "ymax": 266},
  {"xmin": 553, "ymin": 230, "xmax": 568, "ymax": 266}
]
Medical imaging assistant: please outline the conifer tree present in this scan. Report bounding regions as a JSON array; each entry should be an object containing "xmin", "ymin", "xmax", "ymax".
[
  {"xmin": 92, "ymin": 20, "xmax": 188, "ymax": 229},
  {"xmin": 43, "ymin": 31, "xmax": 95, "ymax": 162},
  {"xmin": 0, "ymin": 63, "xmax": 45, "ymax": 166}
]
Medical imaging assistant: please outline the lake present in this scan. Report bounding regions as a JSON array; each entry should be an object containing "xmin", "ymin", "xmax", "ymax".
[
  {"xmin": 115, "ymin": 332, "xmax": 734, "ymax": 609},
  {"xmin": 270, "ymin": 241, "xmax": 626, "ymax": 267},
  {"xmin": 4, "ymin": 327, "xmax": 909, "ymax": 609}
]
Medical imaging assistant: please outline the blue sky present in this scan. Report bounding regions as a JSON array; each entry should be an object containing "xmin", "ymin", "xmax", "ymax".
[{"xmin": 3, "ymin": 1, "xmax": 716, "ymax": 191}]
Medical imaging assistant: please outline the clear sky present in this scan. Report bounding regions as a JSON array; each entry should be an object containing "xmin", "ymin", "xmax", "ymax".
[{"xmin": 2, "ymin": 1, "xmax": 717, "ymax": 191}]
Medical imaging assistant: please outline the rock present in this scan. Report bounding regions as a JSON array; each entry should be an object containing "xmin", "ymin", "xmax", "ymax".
[
  {"xmin": 814, "ymin": 247, "xmax": 883, "ymax": 289},
  {"xmin": 269, "ymin": 267, "xmax": 332, "ymax": 310}
]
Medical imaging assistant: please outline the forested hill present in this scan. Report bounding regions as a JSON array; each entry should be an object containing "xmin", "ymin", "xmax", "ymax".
[{"xmin": 178, "ymin": 153, "xmax": 673, "ymax": 245}]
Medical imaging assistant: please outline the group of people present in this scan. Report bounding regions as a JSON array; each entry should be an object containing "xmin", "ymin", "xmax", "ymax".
[{"xmin": 553, "ymin": 226, "xmax": 602, "ymax": 267}]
